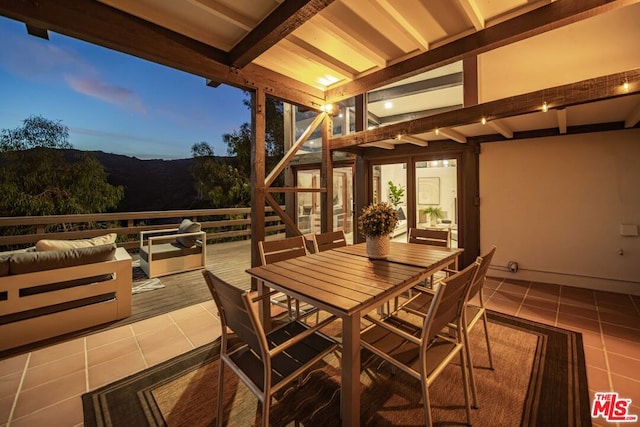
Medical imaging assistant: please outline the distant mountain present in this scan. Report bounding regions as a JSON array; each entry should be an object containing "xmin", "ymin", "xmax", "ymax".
[
  {"xmin": 91, "ymin": 151, "xmax": 200, "ymax": 212},
  {"xmin": 3, "ymin": 148, "xmax": 234, "ymax": 212}
]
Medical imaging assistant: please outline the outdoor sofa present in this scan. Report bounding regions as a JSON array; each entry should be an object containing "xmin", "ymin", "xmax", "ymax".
[{"xmin": 0, "ymin": 234, "xmax": 132, "ymax": 351}]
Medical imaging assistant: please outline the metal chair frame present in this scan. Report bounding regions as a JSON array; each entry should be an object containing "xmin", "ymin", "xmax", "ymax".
[
  {"xmin": 203, "ymin": 270, "xmax": 338, "ymax": 427},
  {"xmin": 360, "ymin": 261, "xmax": 480, "ymax": 426}
]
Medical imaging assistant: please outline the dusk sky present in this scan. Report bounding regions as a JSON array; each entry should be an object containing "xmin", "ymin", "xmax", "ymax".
[{"xmin": 0, "ymin": 16, "xmax": 249, "ymax": 160}]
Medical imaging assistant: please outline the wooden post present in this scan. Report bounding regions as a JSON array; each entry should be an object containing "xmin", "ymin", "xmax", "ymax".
[
  {"xmin": 320, "ymin": 112, "xmax": 333, "ymax": 233},
  {"xmin": 251, "ymin": 88, "xmax": 266, "ymax": 285},
  {"xmin": 463, "ymin": 55, "xmax": 478, "ymax": 107},
  {"xmin": 283, "ymin": 102, "xmax": 295, "ymax": 236},
  {"xmin": 353, "ymin": 93, "xmax": 368, "ymax": 243}
]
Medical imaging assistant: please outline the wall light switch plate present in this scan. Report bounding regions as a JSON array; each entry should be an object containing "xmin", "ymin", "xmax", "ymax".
[{"xmin": 620, "ymin": 224, "xmax": 638, "ymax": 237}]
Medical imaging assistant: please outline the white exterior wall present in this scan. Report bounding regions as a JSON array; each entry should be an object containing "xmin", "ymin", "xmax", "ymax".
[{"xmin": 480, "ymin": 128, "xmax": 640, "ymax": 295}]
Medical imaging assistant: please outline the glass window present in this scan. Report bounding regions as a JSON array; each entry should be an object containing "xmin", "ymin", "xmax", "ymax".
[
  {"xmin": 372, "ymin": 163, "xmax": 407, "ymax": 241},
  {"xmin": 415, "ymin": 159, "xmax": 458, "ymax": 248}
]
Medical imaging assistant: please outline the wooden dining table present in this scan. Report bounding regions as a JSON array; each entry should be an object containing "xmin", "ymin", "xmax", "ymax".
[{"xmin": 246, "ymin": 241, "xmax": 463, "ymax": 427}]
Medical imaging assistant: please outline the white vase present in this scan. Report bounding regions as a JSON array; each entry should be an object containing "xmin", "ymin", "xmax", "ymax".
[{"xmin": 366, "ymin": 234, "xmax": 390, "ymax": 259}]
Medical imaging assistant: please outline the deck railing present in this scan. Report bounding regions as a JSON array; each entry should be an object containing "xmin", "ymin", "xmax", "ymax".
[{"xmin": 0, "ymin": 208, "xmax": 285, "ymax": 251}]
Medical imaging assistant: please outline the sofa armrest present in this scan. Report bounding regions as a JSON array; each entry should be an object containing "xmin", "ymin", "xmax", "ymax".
[{"xmin": 139, "ymin": 228, "xmax": 180, "ymax": 247}]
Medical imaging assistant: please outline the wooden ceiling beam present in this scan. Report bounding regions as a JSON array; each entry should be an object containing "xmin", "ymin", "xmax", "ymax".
[
  {"xmin": 327, "ymin": 0, "xmax": 633, "ymax": 103},
  {"xmin": 438, "ymin": 127, "xmax": 467, "ymax": 143},
  {"xmin": 285, "ymin": 35, "xmax": 358, "ymax": 79},
  {"xmin": 314, "ymin": 14, "xmax": 387, "ymax": 69},
  {"xmin": 487, "ymin": 119, "xmax": 513, "ymax": 139},
  {"xmin": 330, "ymin": 67, "xmax": 640, "ymax": 150},
  {"xmin": 228, "ymin": 0, "xmax": 335, "ymax": 69},
  {"xmin": 457, "ymin": 0, "xmax": 485, "ymax": 30},
  {"xmin": 375, "ymin": 0, "xmax": 429, "ymax": 50},
  {"xmin": 186, "ymin": 0, "xmax": 256, "ymax": 31},
  {"xmin": 362, "ymin": 141, "xmax": 395, "ymax": 150},
  {"xmin": 25, "ymin": 23, "xmax": 49, "ymax": 39},
  {"xmin": 0, "ymin": 0, "xmax": 324, "ymax": 109},
  {"xmin": 557, "ymin": 108, "xmax": 568, "ymax": 134},
  {"xmin": 396, "ymin": 134, "xmax": 428, "ymax": 147},
  {"xmin": 624, "ymin": 99, "xmax": 640, "ymax": 128}
]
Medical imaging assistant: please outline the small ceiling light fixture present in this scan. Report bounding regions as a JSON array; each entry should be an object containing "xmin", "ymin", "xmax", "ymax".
[
  {"xmin": 323, "ymin": 104, "xmax": 333, "ymax": 113},
  {"xmin": 435, "ymin": 128, "xmax": 440, "ymax": 136},
  {"xmin": 623, "ymin": 79, "xmax": 630, "ymax": 93},
  {"xmin": 443, "ymin": 159, "xmax": 449, "ymax": 166},
  {"xmin": 481, "ymin": 117, "xmax": 487, "ymax": 125},
  {"xmin": 542, "ymin": 101, "xmax": 548, "ymax": 113},
  {"xmin": 384, "ymin": 101, "xmax": 393, "ymax": 109}
]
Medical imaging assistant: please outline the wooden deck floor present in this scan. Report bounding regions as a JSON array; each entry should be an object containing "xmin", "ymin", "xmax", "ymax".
[{"xmin": 125, "ymin": 238, "xmax": 253, "ymax": 323}]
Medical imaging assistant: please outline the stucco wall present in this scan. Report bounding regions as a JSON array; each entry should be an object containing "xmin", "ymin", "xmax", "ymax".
[{"xmin": 480, "ymin": 128, "xmax": 640, "ymax": 295}]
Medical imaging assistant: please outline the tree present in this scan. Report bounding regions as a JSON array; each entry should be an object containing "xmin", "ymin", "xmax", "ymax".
[
  {"xmin": 0, "ymin": 115, "xmax": 124, "ymax": 217},
  {"xmin": 223, "ymin": 93, "xmax": 284, "ymax": 181},
  {"xmin": 0, "ymin": 115, "xmax": 72, "ymax": 151},
  {"xmin": 190, "ymin": 142, "xmax": 250, "ymax": 208}
]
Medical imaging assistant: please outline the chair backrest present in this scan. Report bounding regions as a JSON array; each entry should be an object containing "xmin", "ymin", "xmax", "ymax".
[
  {"xmin": 259, "ymin": 235, "xmax": 308, "ymax": 265},
  {"xmin": 422, "ymin": 260, "xmax": 480, "ymax": 344},
  {"xmin": 312, "ymin": 230, "xmax": 347, "ymax": 253},
  {"xmin": 408, "ymin": 227, "xmax": 451, "ymax": 248},
  {"xmin": 202, "ymin": 270, "xmax": 266, "ymax": 357},
  {"xmin": 468, "ymin": 245, "xmax": 496, "ymax": 299}
]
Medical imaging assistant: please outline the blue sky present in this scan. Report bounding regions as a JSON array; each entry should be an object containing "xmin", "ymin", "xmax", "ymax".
[{"xmin": 0, "ymin": 16, "xmax": 249, "ymax": 160}]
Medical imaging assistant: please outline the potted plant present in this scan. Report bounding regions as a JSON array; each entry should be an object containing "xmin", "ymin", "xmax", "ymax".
[
  {"xmin": 420, "ymin": 206, "xmax": 444, "ymax": 227},
  {"xmin": 387, "ymin": 181, "xmax": 405, "ymax": 208},
  {"xmin": 358, "ymin": 202, "xmax": 399, "ymax": 258}
]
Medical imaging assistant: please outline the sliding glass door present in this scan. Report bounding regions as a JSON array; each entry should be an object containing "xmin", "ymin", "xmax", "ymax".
[{"xmin": 415, "ymin": 159, "xmax": 458, "ymax": 248}]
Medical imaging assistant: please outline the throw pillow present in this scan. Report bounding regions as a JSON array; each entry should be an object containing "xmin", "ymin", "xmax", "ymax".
[
  {"xmin": 35, "ymin": 233, "xmax": 117, "ymax": 251},
  {"xmin": 175, "ymin": 219, "xmax": 202, "ymax": 248},
  {"xmin": 397, "ymin": 207, "xmax": 406, "ymax": 221}
]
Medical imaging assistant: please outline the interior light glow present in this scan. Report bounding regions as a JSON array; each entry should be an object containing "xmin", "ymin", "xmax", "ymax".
[
  {"xmin": 623, "ymin": 80, "xmax": 630, "ymax": 93},
  {"xmin": 481, "ymin": 117, "xmax": 487, "ymax": 125},
  {"xmin": 435, "ymin": 128, "xmax": 440, "ymax": 136},
  {"xmin": 443, "ymin": 160, "xmax": 449, "ymax": 166},
  {"xmin": 384, "ymin": 101, "xmax": 393, "ymax": 109},
  {"xmin": 431, "ymin": 161, "xmax": 439, "ymax": 167},
  {"xmin": 542, "ymin": 101, "xmax": 548, "ymax": 113}
]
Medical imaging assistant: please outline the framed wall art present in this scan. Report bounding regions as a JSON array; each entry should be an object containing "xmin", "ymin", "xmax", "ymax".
[{"xmin": 418, "ymin": 177, "xmax": 440, "ymax": 205}]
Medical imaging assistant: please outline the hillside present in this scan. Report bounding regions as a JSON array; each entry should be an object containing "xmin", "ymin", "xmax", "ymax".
[{"xmin": 91, "ymin": 151, "xmax": 199, "ymax": 212}]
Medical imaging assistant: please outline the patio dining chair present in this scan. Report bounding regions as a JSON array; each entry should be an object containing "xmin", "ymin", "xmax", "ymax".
[
  {"xmin": 408, "ymin": 227, "xmax": 453, "ymax": 286},
  {"xmin": 202, "ymin": 270, "xmax": 338, "ymax": 427},
  {"xmin": 360, "ymin": 260, "xmax": 480, "ymax": 426},
  {"xmin": 259, "ymin": 236, "xmax": 316, "ymax": 320},
  {"xmin": 312, "ymin": 230, "xmax": 347, "ymax": 253},
  {"xmin": 402, "ymin": 245, "xmax": 497, "ymax": 408},
  {"xmin": 408, "ymin": 227, "xmax": 451, "ymax": 247}
]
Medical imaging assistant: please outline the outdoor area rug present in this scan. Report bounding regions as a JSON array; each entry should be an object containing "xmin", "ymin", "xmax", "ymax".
[
  {"xmin": 82, "ymin": 311, "xmax": 591, "ymax": 426},
  {"xmin": 132, "ymin": 278, "xmax": 165, "ymax": 294}
]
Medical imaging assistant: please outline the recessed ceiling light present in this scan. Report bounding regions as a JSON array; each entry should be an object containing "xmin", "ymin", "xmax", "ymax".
[{"xmin": 384, "ymin": 101, "xmax": 393, "ymax": 109}]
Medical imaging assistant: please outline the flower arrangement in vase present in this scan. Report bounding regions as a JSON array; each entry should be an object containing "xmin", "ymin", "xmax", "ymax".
[{"xmin": 358, "ymin": 202, "xmax": 399, "ymax": 258}]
